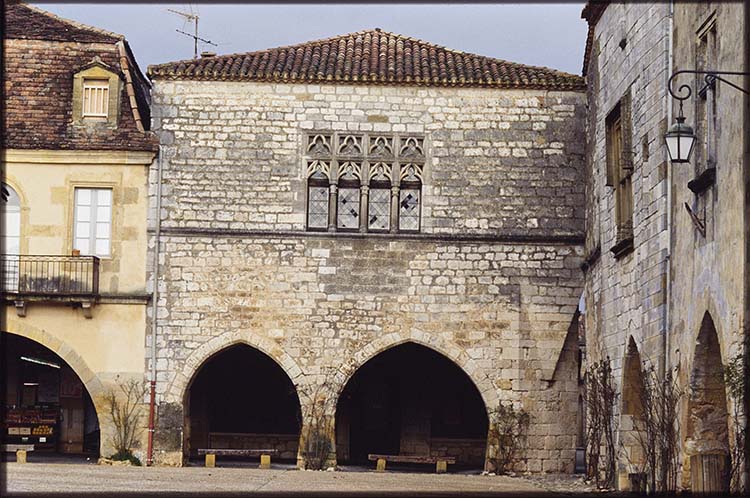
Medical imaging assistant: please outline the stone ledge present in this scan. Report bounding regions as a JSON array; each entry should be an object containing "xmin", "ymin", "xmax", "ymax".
[{"xmin": 153, "ymin": 226, "xmax": 585, "ymax": 246}]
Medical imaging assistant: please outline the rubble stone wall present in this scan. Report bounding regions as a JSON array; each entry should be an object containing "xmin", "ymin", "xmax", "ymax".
[{"xmin": 148, "ymin": 79, "xmax": 586, "ymax": 472}]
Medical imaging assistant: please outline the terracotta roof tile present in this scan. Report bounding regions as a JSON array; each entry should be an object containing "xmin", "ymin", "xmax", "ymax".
[
  {"xmin": 3, "ymin": 2, "xmax": 158, "ymax": 152},
  {"xmin": 148, "ymin": 28, "xmax": 584, "ymax": 91},
  {"xmin": 5, "ymin": 1, "xmax": 123, "ymax": 43}
]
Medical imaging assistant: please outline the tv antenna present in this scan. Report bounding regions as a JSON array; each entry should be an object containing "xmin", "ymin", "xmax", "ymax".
[{"xmin": 167, "ymin": 8, "xmax": 217, "ymax": 59}]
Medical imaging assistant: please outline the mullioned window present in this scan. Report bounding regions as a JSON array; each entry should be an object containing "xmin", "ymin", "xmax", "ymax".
[{"xmin": 304, "ymin": 133, "xmax": 424, "ymax": 233}]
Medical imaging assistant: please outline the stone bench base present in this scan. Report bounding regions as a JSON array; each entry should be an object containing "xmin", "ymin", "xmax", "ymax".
[
  {"xmin": 197, "ymin": 449, "xmax": 277, "ymax": 469},
  {"xmin": 368, "ymin": 454, "xmax": 456, "ymax": 473}
]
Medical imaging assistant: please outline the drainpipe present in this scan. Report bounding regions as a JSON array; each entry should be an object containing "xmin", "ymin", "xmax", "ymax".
[
  {"xmin": 147, "ymin": 146, "xmax": 164, "ymax": 466},
  {"xmin": 663, "ymin": 0, "xmax": 675, "ymax": 380}
]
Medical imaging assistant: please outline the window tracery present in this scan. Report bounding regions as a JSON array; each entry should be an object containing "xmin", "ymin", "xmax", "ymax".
[{"xmin": 304, "ymin": 132, "xmax": 424, "ymax": 233}]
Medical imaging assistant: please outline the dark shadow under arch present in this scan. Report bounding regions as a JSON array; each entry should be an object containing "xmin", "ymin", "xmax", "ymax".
[
  {"xmin": 619, "ymin": 337, "xmax": 646, "ymax": 488},
  {"xmin": 183, "ymin": 343, "xmax": 302, "ymax": 462},
  {"xmin": 335, "ymin": 342, "xmax": 488, "ymax": 469},
  {"xmin": 686, "ymin": 312, "xmax": 730, "ymax": 492},
  {"xmin": 2, "ymin": 332, "xmax": 100, "ymax": 456}
]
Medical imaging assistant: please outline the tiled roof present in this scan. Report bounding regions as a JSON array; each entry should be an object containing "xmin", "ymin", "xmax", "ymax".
[
  {"xmin": 3, "ymin": 2, "xmax": 158, "ymax": 152},
  {"xmin": 148, "ymin": 28, "xmax": 585, "ymax": 91},
  {"xmin": 5, "ymin": 1, "xmax": 123, "ymax": 43}
]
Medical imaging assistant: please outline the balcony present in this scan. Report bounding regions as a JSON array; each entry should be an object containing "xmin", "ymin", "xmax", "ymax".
[{"xmin": 1, "ymin": 255, "xmax": 100, "ymax": 317}]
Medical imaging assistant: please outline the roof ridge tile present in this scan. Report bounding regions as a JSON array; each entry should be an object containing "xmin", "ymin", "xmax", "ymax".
[{"xmin": 147, "ymin": 28, "xmax": 584, "ymax": 91}]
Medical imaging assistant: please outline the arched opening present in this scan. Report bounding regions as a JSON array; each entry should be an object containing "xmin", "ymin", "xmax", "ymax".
[
  {"xmin": 2, "ymin": 333, "xmax": 100, "ymax": 458},
  {"xmin": 2, "ymin": 182, "xmax": 21, "ymax": 292},
  {"xmin": 184, "ymin": 344, "xmax": 301, "ymax": 464},
  {"xmin": 335, "ymin": 342, "xmax": 488, "ymax": 471},
  {"xmin": 686, "ymin": 313, "xmax": 730, "ymax": 493},
  {"xmin": 619, "ymin": 337, "xmax": 646, "ymax": 490}
]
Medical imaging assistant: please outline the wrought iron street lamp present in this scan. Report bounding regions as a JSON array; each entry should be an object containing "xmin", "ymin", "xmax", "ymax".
[
  {"xmin": 665, "ymin": 114, "xmax": 695, "ymax": 163},
  {"xmin": 665, "ymin": 70, "xmax": 749, "ymax": 164}
]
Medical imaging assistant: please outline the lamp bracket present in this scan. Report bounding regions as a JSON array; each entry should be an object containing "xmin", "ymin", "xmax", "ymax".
[{"xmin": 668, "ymin": 70, "xmax": 750, "ymax": 105}]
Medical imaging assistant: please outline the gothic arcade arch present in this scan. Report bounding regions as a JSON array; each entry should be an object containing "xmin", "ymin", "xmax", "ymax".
[
  {"xmin": 168, "ymin": 331, "xmax": 303, "ymax": 406},
  {"xmin": 618, "ymin": 336, "xmax": 647, "ymax": 490},
  {"xmin": 332, "ymin": 332, "xmax": 498, "ymax": 412},
  {"xmin": 334, "ymin": 338, "xmax": 491, "ymax": 469},
  {"xmin": 685, "ymin": 312, "xmax": 730, "ymax": 493},
  {"xmin": 180, "ymin": 336, "xmax": 303, "ymax": 462}
]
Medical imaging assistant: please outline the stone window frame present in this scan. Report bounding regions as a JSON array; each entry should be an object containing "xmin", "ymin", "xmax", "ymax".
[
  {"xmin": 303, "ymin": 132, "xmax": 425, "ymax": 234},
  {"xmin": 72, "ymin": 60, "xmax": 121, "ymax": 129},
  {"xmin": 693, "ymin": 12, "xmax": 718, "ymax": 176},
  {"xmin": 606, "ymin": 89, "xmax": 634, "ymax": 259}
]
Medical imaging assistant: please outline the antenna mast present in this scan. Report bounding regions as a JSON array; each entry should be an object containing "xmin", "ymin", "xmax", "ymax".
[{"xmin": 167, "ymin": 8, "xmax": 216, "ymax": 58}]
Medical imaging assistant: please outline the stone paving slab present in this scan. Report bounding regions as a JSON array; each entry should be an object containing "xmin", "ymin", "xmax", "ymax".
[{"xmin": 2, "ymin": 463, "xmax": 558, "ymax": 495}]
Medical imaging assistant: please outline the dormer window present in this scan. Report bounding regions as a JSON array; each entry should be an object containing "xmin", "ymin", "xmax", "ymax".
[
  {"xmin": 72, "ymin": 59, "xmax": 120, "ymax": 128},
  {"xmin": 82, "ymin": 79, "xmax": 109, "ymax": 117}
]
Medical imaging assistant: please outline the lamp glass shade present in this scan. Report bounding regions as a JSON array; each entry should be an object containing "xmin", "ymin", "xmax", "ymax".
[{"xmin": 665, "ymin": 119, "xmax": 696, "ymax": 163}]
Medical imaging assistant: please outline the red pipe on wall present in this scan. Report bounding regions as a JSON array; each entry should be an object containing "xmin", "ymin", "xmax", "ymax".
[{"xmin": 146, "ymin": 380, "xmax": 156, "ymax": 465}]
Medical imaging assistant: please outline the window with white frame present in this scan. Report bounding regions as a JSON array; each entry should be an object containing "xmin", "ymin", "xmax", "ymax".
[
  {"xmin": 82, "ymin": 79, "xmax": 109, "ymax": 117},
  {"xmin": 304, "ymin": 133, "xmax": 424, "ymax": 233},
  {"xmin": 74, "ymin": 188, "xmax": 112, "ymax": 257}
]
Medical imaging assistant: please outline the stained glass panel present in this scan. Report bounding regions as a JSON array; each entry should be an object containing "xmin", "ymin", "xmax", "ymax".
[
  {"xmin": 308, "ymin": 186, "xmax": 329, "ymax": 229},
  {"xmin": 399, "ymin": 188, "xmax": 420, "ymax": 231},
  {"xmin": 368, "ymin": 188, "xmax": 391, "ymax": 231},
  {"xmin": 337, "ymin": 187, "xmax": 360, "ymax": 230}
]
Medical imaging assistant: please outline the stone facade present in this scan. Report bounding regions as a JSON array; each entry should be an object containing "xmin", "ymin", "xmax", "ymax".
[
  {"xmin": 670, "ymin": 2, "xmax": 747, "ymax": 491},
  {"xmin": 147, "ymin": 74, "xmax": 587, "ymax": 472},
  {"xmin": 581, "ymin": 2, "xmax": 673, "ymax": 487},
  {"xmin": 582, "ymin": 1, "xmax": 748, "ymax": 491}
]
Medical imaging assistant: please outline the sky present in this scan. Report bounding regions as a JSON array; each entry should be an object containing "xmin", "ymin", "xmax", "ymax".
[{"xmin": 32, "ymin": 3, "xmax": 588, "ymax": 76}]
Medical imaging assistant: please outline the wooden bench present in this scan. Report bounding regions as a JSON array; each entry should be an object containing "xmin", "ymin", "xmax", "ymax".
[
  {"xmin": 197, "ymin": 448, "xmax": 278, "ymax": 468},
  {"xmin": 368, "ymin": 454, "xmax": 456, "ymax": 474}
]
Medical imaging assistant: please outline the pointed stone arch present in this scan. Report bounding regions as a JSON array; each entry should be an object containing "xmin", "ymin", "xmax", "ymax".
[
  {"xmin": 618, "ymin": 336, "xmax": 647, "ymax": 490},
  {"xmin": 685, "ymin": 312, "xmax": 730, "ymax": 493},
  {"xmin": 332, "ymin": 331, "xmax": 498, "ymax": 412},
  {"xmin": 176, "ymin": 334, "xmax": 304, "ymax": 463},
  {"xmin": 165, "ymin": 330, "xmax": 304, "ymax": 406},
  {"xmin": 333, "ymin": 339, "xmax": 491, "ymax": 469}
]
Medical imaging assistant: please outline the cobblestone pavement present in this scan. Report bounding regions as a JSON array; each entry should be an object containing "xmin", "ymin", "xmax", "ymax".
[{"xmin": 2, "ymin": 462, "xmax": 596, "ymax": 495}]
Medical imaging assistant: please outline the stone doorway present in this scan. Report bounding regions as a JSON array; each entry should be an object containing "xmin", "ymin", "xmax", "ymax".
[
  {"xmin": 335, "ymin": 342, "xmax": 488, "ymax": 470},
  {"xmin": 2, "ymin": 333, "xmax": 100, "ymax": 457},
  {"xmin": 183, "ymin": 344, "xmax": 301, "ymax": 463},
  {"xmin": 685, "ymin": 312, "xmax": 730, "ymax": 493}
]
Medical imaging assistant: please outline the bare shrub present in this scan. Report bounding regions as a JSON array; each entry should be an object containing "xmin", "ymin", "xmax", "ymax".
[
  {"xmin": 585, "ymin": 357, "xmax": 617, "ymax": 489},
  {"xmin": 628, "ymin": 364, "xmax": 683, "ymax": 494},
  {"xmin": 724, "ymin": 352, "xmax": 747, "ymax": 494},
  {"xmin": 104, "ymin": 378, "xmax": 148, "ymax": 465},
  {"xmin": 487, "ymin": 401, "xmax": 530, "ymax": 474}
]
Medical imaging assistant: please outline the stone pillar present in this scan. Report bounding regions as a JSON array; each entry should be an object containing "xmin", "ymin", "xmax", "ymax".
[
  {"xmin": 328, "ymin": 183, "xmax": 338, "ymax": 232},
  {"xmin": 389, "ymin": 185, "xmax": 400, "ymax": 233},
  {"xmin": 359, "ymin": 185, "xmax": 369, "ymax": 233}
]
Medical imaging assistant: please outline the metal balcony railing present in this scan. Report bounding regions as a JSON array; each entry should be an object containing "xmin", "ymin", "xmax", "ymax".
[{"xmin": 1, "ymin": 255, "xmax": 100, "ymax": 297}]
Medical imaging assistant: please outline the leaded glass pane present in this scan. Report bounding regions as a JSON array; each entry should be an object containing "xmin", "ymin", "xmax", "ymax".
[
  {"xmin": 337, "ymin": 187, "xmax": 360, "ymax": 230},
  {"xmin": 308, "ymin": 186, "xmax": 329, "ymax": 229},
  {"xmin": 399, "ymin": 188, "xmax": 420, "ymax": 231},
  {"xmin": 368, "ymin": 188, "xmax": 391, "ymax": 231}
]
